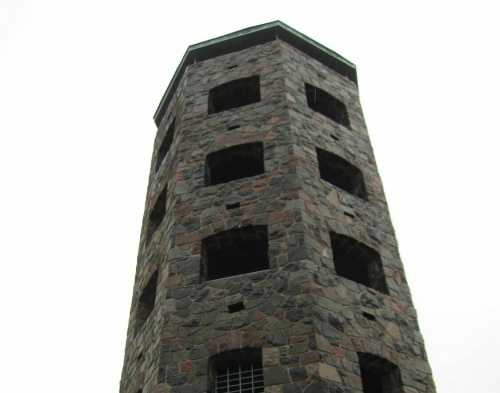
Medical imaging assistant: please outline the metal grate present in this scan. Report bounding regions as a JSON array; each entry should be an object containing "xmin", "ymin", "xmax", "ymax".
[{"xmin": 215, "ymin": 364, "xmax": 264, "ymax": 393}]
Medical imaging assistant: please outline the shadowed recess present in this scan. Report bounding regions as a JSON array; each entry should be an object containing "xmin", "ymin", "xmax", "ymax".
[
  {"xmin": 134, "ymin": 271, "xmax": 158, "ymax": 335},
  {"xmin": 331, "ymin": 232, "xmax": 388, "ymax": 294},
  {"xmin": 201, "ymin": 226, "xmax": 269, "ymax": 281},
  {"xmin": 305, "ymin": 83, "xmax": 350, "ymax": 128},
  {"xmin": 208, "ymin": 76, "xmax": 261, "ymax": 114},
  {"xmin": 205, "ymin": 142, "xmax": 264, "ymax": 186},
  {"xmin": 209, "ymin": 348, "xmax": 263, "ymax": 393},
  {"xmin": 358, "ymin": 353, "xmax": 403, "ymax": 393},
  {"xmin": 227, "ymin": 301, "xmax": 245, "ymax": 313},
  {"xmin": 155, "ymin": 118, "xmax": 176, "ymax": 172},
  {"xmin": 146, "ymin": 186, "xmax": 167, "ymax": 245},
  {"xmin": 317, "ymin": 148, "xmax": 367, "ymax": 199}
]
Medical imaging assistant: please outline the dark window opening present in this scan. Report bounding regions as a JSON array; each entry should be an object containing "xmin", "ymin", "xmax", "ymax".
[
  {"xmin": 331, "ymin": 134, "xmax": 339, "ymax": 141},
  {"xmin": 358, "ymin": 353, "xmax": 403, "ymax": 393},
  {"xmin": 228, "ymin": 124, "xmax": 241, "ymax": 130},
  {"xmin": 227, "ymin": 64, "xmax": 238, "ymax": 69},
  {"xmin": 146, "ymin": 186, "xmax": 167, "ymax": 245},
  {"xmin": 362, "ymin": 312, "xmax": 376, "ymax": 321},
  {"xmin": 330, "ymin": 233, "xmax": 388, "ymax": 294},
  {"xmin": 305, "ymin": 83, "xmax": 350, "ymax": 128},
  {"xmin": 205, "ymin": 142, "xmax": 264, "ymax": 186},
  {"xmin": 208, "ymin": 76, "xmax": 261, "ymax": 114},
  {"xmin": 317, "ymin": 148, "xmax": 367, "ymax": 199},
  {"xmin": 226, "ymin": 202, "xmax": 240, "ymax": 210},
  {"xmin": 155, "ymin": 118, "xmax": 176, "ymax": 172},
  {"xmin": 344, "ymin": 212, "xmax": 355, "ymax": 219},
  {"xmin": 134, "ymin": 271, "xmax": 158, "ymax": 335},
  {"xmin": 209, "ymin": 348, "xmax": 263, "ymax": 393},
  {"xmin": 201, "ymin": 226, "xmax": 269, "ymax": 281},
  {"xmin": 228, "ymin": 301, "xmax": 245, "ymax": 313}
]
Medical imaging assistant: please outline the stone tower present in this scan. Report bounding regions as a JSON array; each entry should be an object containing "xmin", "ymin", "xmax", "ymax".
[{"xmin": 120, "ymin": 21, "xmax": 436, "ymax": 393}]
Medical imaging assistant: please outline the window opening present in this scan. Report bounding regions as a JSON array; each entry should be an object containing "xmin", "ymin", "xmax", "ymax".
[
  {"xmin": 205, "ymin": 143, "xmax": 264, "ymax": 186},
  {"xmin": 134, "ymin": 270, "xmax": 158, "ymax": 335},
  {"xmin": 208, "ymin": 76, "xmax": 261, "ymax": 114},
  {"xmin": 228, "ymin": 301, "xmax": 245, "ymax": 313},
  {"xmin": 155, "ymin": 118, "xmax": 176, "ymax": 172},
  {"xmin": 201, "ymin": 226, "xmax": 269, "ymax": 281},
  {"xmin": 330, "ymin": 233, "xmax": 388, "ymax": 294},
  {"xmin": 358, "ymin": 353, "xmax": 403, "ymax": 393},
  {"xmin": 146, "ymin": 186, "xmax": 167, "ymax": 245},
  {"xmin": 305, "ymin": 83, "xmax": 350, "ymax": 128},
  {"xmin": 317, "ymin": 148, "xmax": 367, "ymax": 199},
  {"xmin": 209, "ymin": 348, "xmax": 264, "ymax": 393}
]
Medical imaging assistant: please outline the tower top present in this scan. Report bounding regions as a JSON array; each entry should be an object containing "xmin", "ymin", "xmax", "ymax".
[{"xmin": 154, "ymin": 21, "xmax": 357, "ymax": 126}]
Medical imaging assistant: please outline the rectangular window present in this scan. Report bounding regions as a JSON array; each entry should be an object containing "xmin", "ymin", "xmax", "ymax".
[
  {"xmin": 205, "ymin": 142, "xmax": 264, "ymax": 186},
  {"xmin": 358, "ymin": 353, "xmax": 403, "ymax": 393},
  {"xmin": 317, "ymin": 148, "xmax": 367, "ymax": 200},
  {"xmin": 208, "ymin": 76, "xmax": 261, "ymax": 114},
  {"xmin": 305, "ymin": 83, "xmax": 350, "ymax": 128},
  {"xmin": 209, "ymin": 349, "xmax": 264, "ymax": 393},
  {"xmin": 134, "ymin": 271, "xmax": 158, "ymax": 335},
  {"xmin": 331, "ymin": 233, "xmax": 388, "ymax": 294},
  {"xmin": 201, "ymin": 226, "xmax": 269, "ymax": 281},
  {"xmin": 155, "ymin": 118, "xmax": 176, "ymax": 172},
  {"xmin": 146, "ymin": 186, "xmax": 167, "ymax": 245}
]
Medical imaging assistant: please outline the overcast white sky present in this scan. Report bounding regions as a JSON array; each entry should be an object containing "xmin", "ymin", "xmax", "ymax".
[{"xmin": 1, "ymin": 1, "xmax": 499, "ymax": 392}]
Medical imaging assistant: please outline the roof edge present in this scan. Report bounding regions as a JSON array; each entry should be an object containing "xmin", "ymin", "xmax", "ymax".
[{"xmin": 153, "ymin": 21, "xmax": 357, "ymax": 126}]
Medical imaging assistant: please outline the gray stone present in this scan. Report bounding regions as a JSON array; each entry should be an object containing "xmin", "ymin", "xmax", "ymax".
[
  {"xmin": 264, "ymin": 367, "xmax": 290, "ymax": 386},
  {"xmin": 289, "ymin": 367, "xmax": 308, "ymax": 381}
]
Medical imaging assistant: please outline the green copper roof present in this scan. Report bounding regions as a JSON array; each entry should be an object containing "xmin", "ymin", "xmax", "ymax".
[{"xmin": 154, "ymin": 21, "xmax": 357, "ymax": 126}]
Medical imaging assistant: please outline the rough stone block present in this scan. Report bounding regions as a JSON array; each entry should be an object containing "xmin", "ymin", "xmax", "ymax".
[
  {"xmin": 317, "ymin": 363, "xmax": 342, "ymax": 383},
  {"xmin": 263, "ymin": 347, "xmax": 281, "ymax": 367},
  {"xmin": 264, "ymin": 367, "xmax": 290, "ymax": 386}
]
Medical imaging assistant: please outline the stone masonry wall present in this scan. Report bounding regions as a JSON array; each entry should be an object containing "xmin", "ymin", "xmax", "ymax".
[
  {"xmin": 120, "ymin": 38, "xmax": 436, "ymax": 393},
  {"xmin": 280, "ymin": 41, "xmax": 435, "ymax": 393}
]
